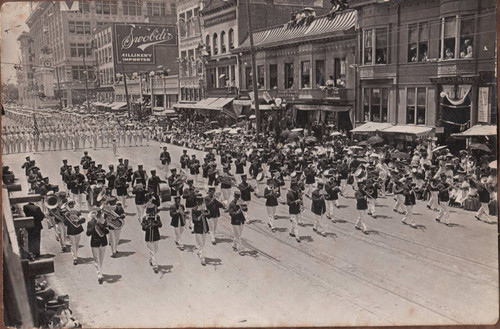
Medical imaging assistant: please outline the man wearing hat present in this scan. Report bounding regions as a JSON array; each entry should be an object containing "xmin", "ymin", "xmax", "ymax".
[
  {"xmin": 427, "ymin": 177, "xmax": 440, "ymax": 211},
  {"xmin": 205, "ymin": 187, "xmax": 225, "ymax": 244},
  {"xmin": 114, "ymin": 173, "xmax": 129, "ymax": 211},
  {"xmin": 311, "ymin": 182, "xmax": 327, "ymax": 237},
  {"xmin": 117, "ymin": 158, "xmax": 126, "ymax": 175},
  {"xmin": 160, "ymin": 146, "xmax": 171, "ymax": 175},
  {"xmin": 168, "ymin": 168, "xmax": 184, "ymax": 197},
  {"xmin": 106, "ymin": 197, "xmax": 125, "ymax": 257},
  {"xmin": 325, "ymin": 176, "xmax": 342, "ymax": 220},
  {"xmin": 435, "ymin": 173, "xmax": 452, "ymax": 226},
  {"xmin": 70, "ymin": 166, "xmax": 86, "ymax": 211},
  {"xmin": 303, "ymin": 164, "xmax": 317, "ymax": 198},
  {"xmin": 23, "ymin": 200, "xmax": 46, "ymax": 260},
  {"xmin": 132, "ymin": 182, "xmax": 148, "ymax": 223},
  {"xmin": 80, "ymin": 151, "xmax": 92, "ymax": 176},
  {"xmin": 354, "ymin": 182, "xmax": 369, "ymax": 234},
  {"xmin": 189, "ymin": 155, "xmax": 201, "ymax": 183},
  {"xmin": 170, "ymin": 196, "xmax": 186, "ymax": 249},
  {"xmin": 393, "ymin": 178, "xmax": 406, "ymax": 214},
  {"xmin": 106, "ymin": 165, "xmax": 117, "ymax": 197},
  {"xmin": 402, "ymin": 182, "xmax": 417, "ymax": 228},
  {"xmin": 180, "ymin": 149, "xmax": 190, "ymax": 169},
  {"xmin": 22, "ymin": 156, "xmax": 33, "ymax": 177},
  {"xmin": 183, "ymin": 179, "xmax": 197, "ymax": 230},
  {"xmin": 286, "ymin": 180, "xmax": 302, "ymax": 243},
  {"xmin": 228, "ymin": 190, "xmax": 246, "ymax": 253},
  {"xmin": 192, "ymin": 194, "xmax": 210, "ymax": 265},
  {"xmin": 87, "ymin": 209, "xmax": 110, "ymax": 283},
  {"xmin": 62, "ymin": 200, "xmax": 86, "ymax": 264},
  {"xmin": 220, "ymin": 165, "xmax": 236, "ymax": 207},
  {"xmin": 264, "ymin": 179, "xmax": 280, "ymax": 232},
  {"xmin": 141, "ymin": 200, "xmax": 162, "ymax": 273},
  {"xmin": 238, "ymin": 174, "xmax": 254, "ymax": 203},
  {"xmin": 132, "ymin": 165, "xmax": 148, "ymax": 188}
]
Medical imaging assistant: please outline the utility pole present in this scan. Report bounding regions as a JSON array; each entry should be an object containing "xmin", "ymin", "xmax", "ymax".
[
  {"xmin": 121, "ymin": 59, "xmax": 131, "ymax": 119},
  {"xmin": 82, "ymin": 52, "xmax": 91, "ymax": 113},
  {"xmin": 54, "ymin": 67, "xmax": 63, "ymax": 110},
  {"xmin": 245, "ymin": 0, "xmax": 261, "ymax": 142}
]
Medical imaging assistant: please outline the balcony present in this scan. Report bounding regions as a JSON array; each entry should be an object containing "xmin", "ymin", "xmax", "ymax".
[
  {"xmin": 206, "ymin": 87, "xmax": 239, "ymax": 98},
  {"xmin": 240, "ymin": 88, "xmax": 353, "ymax": 102},
  {"xmin": 436, "ymin": 58, "xmax": 475, "ymax": 77}
]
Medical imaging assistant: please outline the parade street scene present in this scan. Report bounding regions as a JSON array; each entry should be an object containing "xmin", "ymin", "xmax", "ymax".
[{"xmin": 1, "ymin": 0, "xmax": 498, "ymax": 328}]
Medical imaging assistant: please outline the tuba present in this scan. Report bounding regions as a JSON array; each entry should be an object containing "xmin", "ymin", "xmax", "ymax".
[
  {"xmin": 94, "ymin": 221, "xmax": 106, "ymax": 237},
  {"xmin": 64, "ymin": 210, "xmax": 83, "ymax": 228},
  {"xmin": 44, "ymin": 194, "xmax": 59, "ymax": 209},
  {"xmin": 102, "ymin": 205, "xmax": 125, "ymax": 229}
]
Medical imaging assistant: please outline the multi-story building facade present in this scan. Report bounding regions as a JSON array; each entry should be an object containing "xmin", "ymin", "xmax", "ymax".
[
  {"xmin": 25, "ymin": 0, "xmax": 177, "ymax": 108},
  {"xmin": 16, "ymin": 32, "xmax": 35, "ymax": 106},
  {"xmin": 236, "ymin": 9, "xmax": 358, "ymax": 132},
  {"xmin": 350, "ymin": 0, "xmax": 496, "ymax": 146}
]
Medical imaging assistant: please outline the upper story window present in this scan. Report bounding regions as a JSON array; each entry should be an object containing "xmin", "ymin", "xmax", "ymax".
[
  {"xmin": 170, "ymin": 3, "xmax": 176, "ymax": 14},
  {"xmin": 333, "ymin": 57, "xmax": 346, "ymax": 87},
  {"xmin": 269, "ymin": 64, "xmax": 278, "ymax": 89},
  {"xmin": 70, "ymin": 43, "xmax": 92, "ymax": 57},
  {"xmin": 315, "ymin": 60, "xmax": 325, "ymax": 87},
  {"xmin": 228, "ymin": 29, "xmax": 234, "ymax": 49},
  {"xmin": 363, "ymin": 28, "xmax": 388, "ymax": 65},
  {"xmin": 79, "ymin": 2, "xmax": 90, "ymax": 13},
  {"xmin": 220, "ymin": 30, "xmax": 226, "ymax": 53},
  {"xmin": 123, "ymin": 0, "xmax": 142, "ymax": 15},
  {"xmin": 205, "ymin": 35, "xmax": 211, "ymax": 55},
  {"xmin": 147, "ymin": 2, "xmax": 166, "ymax": 17},
  {"xmin": 363, "ymin": 87, "xmax": 388, "ymax": 122},
  {"xmin": 95, "ymin": 0, "xmax": 117, "ymax": 15},
  {"xmin": 408, "ymin": 22, "xmax": 429, "ymax": 62},
  {"xmin": 300, "ymin": 61, "xmax": 310, "ymax": 89},
  {"xmin": 186, "ymin": 11, "xmax": 192, "ymax": 36},
  {"xmin": 459, "ymin": 15, "xmax": 474, "ymax": 59},
  {"xmin": 68, "ymin": 21, "xmax": 91, "ymax": 35},
  {"xmin": 440, "ymin": 15, "xmax": 475, "ymax": 60},
  {"xmin": 257, "ymin": 65, "xmax": 265, "ymax": 89},
  {"xmin": 406, "ymin": 87, "xmax": 426, "ymax": 125},
  {"xmin": 213, "ymin": 33, "xmax": 218, "ymax": 55}
]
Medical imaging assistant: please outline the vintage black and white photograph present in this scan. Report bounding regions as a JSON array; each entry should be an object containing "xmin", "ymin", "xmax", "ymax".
[{"xmin": 1, "ymin": 0, "xmax": 498, "ymax": 327}]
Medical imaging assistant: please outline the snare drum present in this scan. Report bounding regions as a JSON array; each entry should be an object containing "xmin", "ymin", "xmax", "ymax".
[{"xmin": 159, "ymin": 183, "xmax": 171, "ymax": 202}]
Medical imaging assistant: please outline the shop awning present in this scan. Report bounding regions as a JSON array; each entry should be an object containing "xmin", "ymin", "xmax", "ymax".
[
  {"xmin": 111, "ymin": 102, "xmax": 127, "ymax": 110},
  {"xmin": 321, "ymin": 105, "xmax": 351, "ymax": 112},
  {"xmin": 251, "ymin": 104, "xmax": 273, "ymax": 110},
  {"xmin": 295, "ymin": 104, "xmax": 320, "ymax": 111},
  {"xmin": 92, "ymin": 102, "xmax": 106, "ymax": 107},
  {"xmin": 351, "ymin": 122, "xmax": 393, "ymax": 134},
  {"xmin": 381, "ymin": 125, "xmax": 433, "ymax": 136},
  {"xmin": 207, "ymin": 98, "xmax": 234, "ymax": 111},
  {"xmin": 233, "ymin": 99, "xmax": 252, "ymax": 106},
  {"xmin": 451, "ymin": 124, "xmax": 497, "ymax": 137},
  {"xmin": 173, "ymin": 102, "xmax": 196, "ymax": 109},
  {"xmin": 193, "ymin": 98, "xmax": 219, "ymax": 109}
]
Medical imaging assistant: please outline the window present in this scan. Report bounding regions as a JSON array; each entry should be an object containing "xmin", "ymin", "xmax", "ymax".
[
  {"xmin": 95, "ymin": 0, "xmax": 117, "ymax": 14},
  {"xmin": 269, "ymin": 64, "xmax": 278, "ymax": 89},
  {"xmin": 363, "ymin": 30, "xmax": 373, "ymax": 64},
  {"xmin": 284, "ymin": 62, "xmax": 294, "ymax": 89},
  {"xmin": 315, "ymin": 60, "xmax": 325, "ymax": 87},
  {"xmin": 301, "ymin": 61, "xmax": 310, "ymax": 88},
  {"xmin": 245, "ymin": 67, "xmax": 252, "ymax": 90},
  {"xmin": 187, "ymin": 49, "xmax": 194, "ymax": 76},
  {"xmin": 220, "ymin": 30, "xmax": 226, "ymax": 53},
  {"xmin": 219, "ymin": 66, "xmax": 228, "ymax": 87},
  {"xmin": 228, "ymin": 29, "xmax": 234, "ymax": 49},
  {"xmin": 257, "ymin": 65, "xmax": 265, "ymax": 89},
  {"xmin": 375, "ymin": 28, "xmax": 387, "ymax": 64},
  {"xmin": 205, "ymin": 35, "xmax": 211, "ymax": 55},
  {"xmin": 406, "ymin": 87, "xmax": 426, "ymax": 124},
  {"xmin": 79, "ymin": 2, "xmax": 90, "ymax": 13},
  {"xmin": 123, "ymin": 1, "xmax": 142, "ymax": 15},
  {"xmin": 441, "ymin": 16, "xmax": 457, "ymax": 59},
  {"xmin": 460, "ymin": 15, "xmax": 474, "ymax": 58},
  {"xmin": 213, "ymin": 33, "xmax": 218, "ymax": 55},
  {"xmin": 207, "ymin": 68, "xmax": 216, "ymax": 88},
  {"xmin": 363, "ymin": 88, "xmax": 388, "ymax": 122},
  {"xmin": 333, "ymin": 58, "xmax": 346, "ymax": 87},
  {"xmin": 170, "ymin": 3, "xmax": 176, "ymax": 14},
  {"xmin": 147, "ymin": 2, "xmax": 166, "ymax": 16},
  {"xmin": 408, "ymin": 23, "xmax": 429, "ymax": 62},
  {"xmin": 68, "ymin": 21, "xmax": 91, "ymax": 35},
  {"xmin": 70, "ymin": 43, "xmax": 92, "ymax": 57},
  {"xmin": 72, "ymin": 66, "xmax": 92, "ymax": 81},
  {"xmin": 186, "ymin": 11, "xmax": 192, "ymax": 36},
  {"xmin": 193, "ymin": 8, "xmax": 200, "ymax": 34}
]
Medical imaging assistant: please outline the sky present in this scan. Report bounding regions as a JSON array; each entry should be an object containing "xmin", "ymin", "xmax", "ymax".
[{"xmin": 1, "ymin": 2, "xmax": 31, "ymax": 85}]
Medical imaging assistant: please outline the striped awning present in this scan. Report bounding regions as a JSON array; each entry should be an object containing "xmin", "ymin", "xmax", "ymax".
[
  {"xmin": 451, "ymin": 125, "xmax": 497, "ymax": 137},
  {"xmin": 240, "ymin": 10, "xmax": 357, "ymax": 49},
  {"xmin": 206, "ymin": 98, "xmax": 234, "ymax": 110}
]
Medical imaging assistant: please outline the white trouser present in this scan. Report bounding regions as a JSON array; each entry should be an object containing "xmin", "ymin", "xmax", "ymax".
[
  {"xmin": 326, "ymin": 200, "xmax": 335, "ymax": 218},
  {"xmin": 72, "ymin": 193, "xmax": 83, "ymax": 211},
  {"xmin": 91, "ymin": 246, "xmax": 106, "ymax": 279},
  {"xmin": 55, "ymin": 222, "xmax": 67, "ymax": 248},
  {"xmin": 207, "ymin": 217, "xmax": 218, "ymax": 242},
  {"xmin": 289, "ymin": 214, "xmax": 300, "ymax": 236},
  {"xmin": 266, "ymin": 206, "xmax": 276, "ymax": 228},
  {"xmin": 69, "ymin": 234, "xmax": 81, "ymax": 260},
  {"xmin": 367, "ymin": 198, "xmax": 376, "ymax": 215},
  {"xmin": 146, "ymin": 241, "xmax": 159, "ymax": 267},
  {"xmin": 402, "ymin": 205, "xmax": 415, "ymax": 225},
  {"xmin": 221, "ymin": 188, "xmax": 231, "ymax": 206},
  {"xmin": 428, "ymin": 191, "xmax": 438, "ymax": 209},
  {"xmin": 476, "ymin": 202, "xmax": 491, "ymax": 222},
  {"xmin": 174, "ymin": 226, "xmax": 185, "ymax": 244},
  {"xmin": 355, "ymin": 210, "xmax": 368, "ymax": 230},
  {"xmin": 136, "ymin": 204, "xmax": 145, "ymax": 222},
  {"xmin": 232, "ymin": 224, "xmax": 244, "ymax": 250},
  {"xmin": 195, "ymin": 234, "xmax": 207, "ymax": 259},
  {"xmin": 305, "ymin": 183, "xmax": 314, "ymax": 196},
  {"xmin": 436, "ymin": 201, "xmax": 450, "ymax": 223},
  {"xmin": 394, "ymin": 194, "xmax": 405, "ymax": 212},
  {"xmin": 118, "ymin": 195, "xmax": 127, "ymax": 209},
  {"xmin": 108, "ymin": 229, "xmax": 121, "ymax": 254},
  {"xmin": 314, "ymin": 214, "xmax": 325, "ymax": 233}
]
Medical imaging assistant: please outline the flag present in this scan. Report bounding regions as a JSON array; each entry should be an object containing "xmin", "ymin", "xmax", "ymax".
[
  {"xmin": 32, "ymin": 114, "xmax": 40, "ymax": 139},
  {"xmin": 60, "ymin": 1, "xmax": 79, "ymax": 11}
]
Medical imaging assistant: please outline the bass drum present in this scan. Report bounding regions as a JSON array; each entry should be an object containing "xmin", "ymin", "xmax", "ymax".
[{"xmin": 159, "ymin": 183, "xmax": 171, "ymax": 202}]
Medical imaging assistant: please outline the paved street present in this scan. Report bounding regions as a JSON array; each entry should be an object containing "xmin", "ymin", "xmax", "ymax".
[{"xmin": 4, "ymin": 141, "xmax": 498, "ymax": 327}]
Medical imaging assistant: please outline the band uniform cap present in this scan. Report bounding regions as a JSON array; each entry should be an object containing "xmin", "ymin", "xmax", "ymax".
[
  {"xmin": 187, "ymin": 178, "xmax": 194, "ymax": 183},
  {"xmin": 183, "ymin": 149, "xmax": 187, "ymax": 153},
  {"xmin": 267, "ymin": 178, "xmax": 274, "ymax": 184},
  {"xmin": 146, "ymin": 202, "xmax": 156, "ymax": 209},
  {"xmin": 440, "ymin": 173, "xmax": 447, "ymax": 177},
  {"xmin": 317, "ymin": 181, "xmax": 325, "ymax": 187},
  {"xmin": 241, "ymin": 174, "xmax": 247, "ymax": 179},
  {"xmin": 208, "ymin": 187, "xmax": 216, "ymax": 191},
  {"xmin": 84, "ymin": 151, "xmax": 88, "ymax": 154},
  {"xmin": 196, "ymin": 193, "xmax": 204, "ymax": 200},
  {"xmin": 74, "ymin": 166, "xmax": 79, "ymax": 170},
  {"xmin": 118, "ymin": 158, "xmax": 123, "ymax": 161},
  {"xmin": 107, "ymin": 197, "xmax": 118, "ymax": 205},
  {"xmin": 135, "ymin": 183, "xmax": 143, "ymax": 189},
  {"xmin": 163, "ymin": 146, "xmax": 167, "ymax": 149},
  {"xmin": 151, "ymin": 170, "xmax": 156, "ymax": 174},
  {"xmin": 170, "ymin": 168, "xmax": 177, "ymax": 172},
  {"xmin": 174, "ymin": 195, "xmax": 181, "ymax": 200},
  {"xmin": 26, "ymin": 156, "xmax": 30, "ymax": 160},
  {"xmin": 234, "ymin": 190, "xmax": 241, "ymax": 196},
  {"xmin": 62, "ymin": 159, "xmax": 68, "ymax": 162},
  {"xmin": 58, "ymin": 191, "xmax": 67, "ymax": 197}
]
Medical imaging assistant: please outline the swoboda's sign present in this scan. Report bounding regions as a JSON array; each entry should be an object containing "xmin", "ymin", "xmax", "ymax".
[{"xmin": 114, "ymin": 24, "xmax": 177, "ymax": 64}]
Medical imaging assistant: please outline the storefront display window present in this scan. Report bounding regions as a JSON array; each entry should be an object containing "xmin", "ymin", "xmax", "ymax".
[
  {"xmin": 363, "ymin": 87, "xmax": 388, "ymax": 122},
  {"xmin": 406, "ymin": 87, "xmax": 427, "ymax": 125}
]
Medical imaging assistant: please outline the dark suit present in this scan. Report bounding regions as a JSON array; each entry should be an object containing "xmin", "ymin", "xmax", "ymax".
[{"xmin": 23, "ymin": 202, "xmax": 45, "ymax": 256}]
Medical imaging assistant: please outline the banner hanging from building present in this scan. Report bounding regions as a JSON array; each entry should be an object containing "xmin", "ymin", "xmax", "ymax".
[{"xmin": 114, "ymin": 24, "xmax": 177, "ymax": 65}]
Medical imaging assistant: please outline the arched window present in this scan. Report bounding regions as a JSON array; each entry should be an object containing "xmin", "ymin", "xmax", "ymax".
[
  {"xmin": 213, "ymin": 33, "xmax": 218, "ymax": 55},
  {"xmin": 220, "ymin": 30, "xmax": 226, "ymax": 53},
  {"xmin": 205, "ymin": 34, "xmax": 211, "ymax": 55},
  {"xmin": 228, "ymin": 28, "xmax": 234, "ymax": 49}
]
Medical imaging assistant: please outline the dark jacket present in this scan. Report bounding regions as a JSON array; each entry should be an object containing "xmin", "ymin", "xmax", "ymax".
[
  {"xmin": 264, "ymin": 186, "xmax": 279, "ymax": 207},
  {"xmin": 23, "ymin": 202, "xmax": 45, "ymax": 231},
  {"xmin": 192, "ymin": 207, "xmax": 210, "ymax": 234},
  {"xmin": 238, "ymin": 181, "xmax": 254, "ymax": 202},
  {"xmin": 183, "ymin": 186, "xmax": 197, "ymax": 208},
  {"xmin": 205, "ymin": 194, "xmax": 224, "ymax": 218},
  {"xmin": 311, "ymin": 189, "xmax": 326, "ymax": 215},
  {"xmin": 141, "ymin": 215, "xmax": 162, "ymax": 242},
  {"xmin": 287, "ymin": 189, "xmax": 301, "ymax": 215},
  {"xmin": 86, "ymin": 219, "xmax": 109, "ymax": 247},
  {"xmin": 169, "ymin": 203, "xmax": 185, "ymax": 227},
  {"xmin": 160, "ymin": 151, "xmax": 171, "ymax": 165},
  {"xmin": 228, "ymin": 200, "xmax": 245, "ymax": 225}
]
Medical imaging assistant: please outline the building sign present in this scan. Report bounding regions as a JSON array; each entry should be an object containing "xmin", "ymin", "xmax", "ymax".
[
  {"xmin": 203, "ymin": 10, "xmax": 236, "ymax": 28},
  {"xmin": 430, "ymin": 76, "xmax": 479, "ymax": 84},
  {"xmin": 114, "ymin": 24, "xmax": 177, "ymax": 64},
  {"xmin": 276, "ymin": 90, "xmax": 299, "ymax": 100},
  {"xmin": 478, "ymin": 87, "xmax": 490, "ymax": 123}
]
